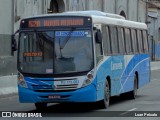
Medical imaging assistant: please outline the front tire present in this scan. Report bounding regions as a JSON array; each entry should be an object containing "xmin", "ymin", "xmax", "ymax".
[
  {"xmin": 98, "ymin": 80, "xmax": 110, "ymax": 108},
  {"xmin": 35, "ymin": 103, "xmax": 47, "ymax": 110},
  {"xmin": 129, "ymin": 75, "xmax": 138, "ymax": 99}
]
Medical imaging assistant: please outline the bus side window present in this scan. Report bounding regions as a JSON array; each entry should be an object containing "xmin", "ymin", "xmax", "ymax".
[
  {"xmin": 131, "ymin": 29, "xmax": 138, "ymax": 53},
  {"xmin": 117, "ymin": 27, "xmax": 125, "ymax": 54},
  {"xmin": 142, "ymin": 30, "xmax": 149, "ymax": 53},
  {"xmin": 109, "ymin": 26, "xmax": 118, "ymax": 55},
  {"xmin": 102, "ymin": 26, "xmax": 111, "ymax": 55},
  {"xmin": 137, "ymin": 30, "xmax": 143, "ymax": 53},
  {"xmin": 125, "ymin": 28, "xmax": 132, "ymax": 54},
  {"xmin": 95, "ymin": 30, "xmax": 103, "ymax": 64}
]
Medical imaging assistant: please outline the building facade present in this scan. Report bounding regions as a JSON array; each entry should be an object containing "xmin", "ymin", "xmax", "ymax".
[
  {"xmin": 0, "ymin": 0, "xmax": 148, "ymax": 77},
  {"xmin": 148, "ymin": 0, "xmax": 160, "ymax": 61}
]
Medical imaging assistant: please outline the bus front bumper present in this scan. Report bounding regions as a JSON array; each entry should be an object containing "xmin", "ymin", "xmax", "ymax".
[{"xmin": 18, "ymin": 84, "xmax": 97, "ymax": 103}]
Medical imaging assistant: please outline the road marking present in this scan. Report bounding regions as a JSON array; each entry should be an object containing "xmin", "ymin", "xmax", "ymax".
[
  {"xmin": 138, "ymin": 101, "xmax": 160, "ymax": 105},
  {"xmin": 152, "ymin": 79, "xmax": 159, "ymax": 82},
  {"xmin": 120, "ymin": 108, "xmax": 137, "ymax": 116},
  {"xmin": 151, "ymin": 68, "xmax": 160, "ymax": 71}
]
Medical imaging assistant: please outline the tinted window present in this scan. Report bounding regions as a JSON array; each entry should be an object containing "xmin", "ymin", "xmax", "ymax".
[
  {"xmin": 125, "ymin": 28, "xmax": 132, "ymax": 54},
  {"xmin": 95, "ymin": 31, "xmax": 103, "ymax": 63},
  {"xmin": 131, "ymin": 29, "xmax": 138, "ymax": 53},
  {"xmin": 109, "ymin": 26, "xmax": 118, "ymax": 54},
  {"xmin": 19, "ymin": 32, "xmax": 54, "ymax": 74},
  {"xmin": 137, "ymin": 30, "xmax": 143, "ymax": 53},
  {"xmin": 117, "ymin": 27, "xmax": 125, "ymax": 53},
  {"xmin": 102, "ymin": 26, "xmax": 111, "ymax": 55},
  {"xmin": 142, "ymin": 30, "xmax": 148, "ymax": 53}
]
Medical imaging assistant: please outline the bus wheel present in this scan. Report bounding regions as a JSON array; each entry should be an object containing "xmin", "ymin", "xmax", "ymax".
[
  {"xmin": 98, "ymin": 80, "xmax": 110, "ymax": 109},
  {"xmin": 35, "ymin": 103, "xmax": 47, "ymax": 110},
  {"xmin": 129, "ymin": 75, "xmax": 138, "ymax": 99}
]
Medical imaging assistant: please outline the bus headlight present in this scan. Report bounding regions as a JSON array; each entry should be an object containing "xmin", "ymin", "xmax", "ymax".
[
  {"xmin": 18, "ymin": 73, "xmax": 28, "ymax": 88},
  {"xmin": 82, "ymin": 72, "xmax": 94, "ymax": 87}
]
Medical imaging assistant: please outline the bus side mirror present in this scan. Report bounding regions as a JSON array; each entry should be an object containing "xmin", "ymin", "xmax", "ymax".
[
  {"xmin": 95, "ymin": 29, "xmax": 102, "ymax": 44},
  {"xmin": 11, "ymin": 30, "xmax": 19, "ymax": 54},
  {"xmin": 11, "ymin": 35, "xmax": 17, "ymax": 52}
]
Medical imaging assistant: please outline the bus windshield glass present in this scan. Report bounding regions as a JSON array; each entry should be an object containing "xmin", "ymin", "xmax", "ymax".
[{"xmin": 18, "ymin": 30, "xmax": 93, "ymax": 74}]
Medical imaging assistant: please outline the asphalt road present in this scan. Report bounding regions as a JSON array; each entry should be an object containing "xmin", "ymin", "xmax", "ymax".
[{"xmin": 0, "ymin": 70, "xmax": 160, "ymax": 120}]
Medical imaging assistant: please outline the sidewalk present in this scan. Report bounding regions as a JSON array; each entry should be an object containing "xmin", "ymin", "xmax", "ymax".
[
  {"xmin": 150, "ymin": 61, "xmax": 160, "ymax": 71},
  {"xmin": 0, "ymin": 61, "xmax": 160, "ymax": 96},
  {"xmin": 0, "ymin": 75, "xmax": 17, "ymax": 96}
]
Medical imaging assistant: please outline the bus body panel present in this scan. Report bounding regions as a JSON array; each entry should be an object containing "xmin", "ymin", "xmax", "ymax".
[
  {"xmin": 18, "ymin": 54, "xmax": 150, "ymax": 103},
  {"xmin": 96, "ymin": 54, "xmax": 150, "ymax": 101},
  {"xmin": 18, "ymin": 82, "xmax": 97, "ymax": 103}
]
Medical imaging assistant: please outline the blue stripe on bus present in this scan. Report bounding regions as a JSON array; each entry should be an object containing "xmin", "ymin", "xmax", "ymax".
[
  {"xmin": 96, "ymin": 54, "xmax": 150, "ymax": 100},
  {"xmin": 25, "ymin": 77, "xmax": 54, "ymax": 90}
]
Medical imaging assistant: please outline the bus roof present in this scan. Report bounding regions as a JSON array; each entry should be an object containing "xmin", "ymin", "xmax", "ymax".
[
  {"xmin": 22, "ymin": 11, "xmax": 147, "ymax": 30},
  {"xmin": 92, "ymin": 15, "xmax": 147, "ymax": 30},
  {"xmin": 65, "ymin": 10, "xmax": 126, "ymax": 19}
]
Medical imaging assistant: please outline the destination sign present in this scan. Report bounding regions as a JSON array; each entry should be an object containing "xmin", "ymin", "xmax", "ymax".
[
  {"xmin": 55, "ymin": 31, "xmax": 85, "ymax": 37},
  {"xmin": 20, "ymin": 16, "xmax": 92, "ymax": 28},
  {"xmin": 23, "ymin": 52, "xmax": 43, "ymax": 57}
]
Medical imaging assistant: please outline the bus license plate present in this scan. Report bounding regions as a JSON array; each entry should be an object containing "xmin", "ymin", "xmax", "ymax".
[
  {"xmin": 48, "ymin": 95, "xmax": 61, "ymax": 99},
  {"xmin": 60, "ymin": 79, "xmax": 79, "ymax": 85}
]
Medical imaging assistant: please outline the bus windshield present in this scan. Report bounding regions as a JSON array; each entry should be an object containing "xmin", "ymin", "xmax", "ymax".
[{"xmin": 18, "ymin": 30, "xmax": 93, "ymax": 75}]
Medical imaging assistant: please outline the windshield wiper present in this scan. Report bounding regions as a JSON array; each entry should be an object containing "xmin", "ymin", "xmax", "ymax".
[
  {"xmin": 60, "ymin": 28, "xmax": 76, "ymax": 49},
  {"xmin": 58, "ymin": 28, "xmax": 76, "ymax": 58},
  {"xmin": 36, "ymin": 32, "xmax": 43, "ymax": 51},
  {"xmin": 59, "ymin": 38, "xmax": 63, "ymax": 58}
]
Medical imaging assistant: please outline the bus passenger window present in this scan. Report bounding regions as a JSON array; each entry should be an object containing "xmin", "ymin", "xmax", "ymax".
[
  {"xmin": 109, "ymin": 26, "xmax": 118, "ymax": 54},
  {"xmin": 95, "ymin": 30, "xmax": 103, "ymax": 64},
  {"xmin": 142, "ymin": 30, "xmax": 148, "ymax": 53},
  {"xmin": 137, "ymin": 30, "xmax": 143, "ymax": 53},
  {"xmin": 117, "ymin": 27, "xmax": 125, "ymax": 54},
  {"xmin": 131, "ymin": 29, "xmax": 138, "ymax": 53},
  {"xmin": 125, "ymin": 28, "xmax": 132, "ymax": 54},
  {"xmin": 102, "ymin": 26, "xmax": 111, "ymax": 55}
]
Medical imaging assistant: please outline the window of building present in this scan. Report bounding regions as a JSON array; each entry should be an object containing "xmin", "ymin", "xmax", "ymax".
[{"xmin": 48, "ymin": 0, "xmax": 59, "ymax": 13}]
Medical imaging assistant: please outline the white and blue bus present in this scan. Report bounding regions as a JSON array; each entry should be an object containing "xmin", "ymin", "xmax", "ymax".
[{"xmin": 16, "ymin": 11, "xmax": 150, "ymax": 109}]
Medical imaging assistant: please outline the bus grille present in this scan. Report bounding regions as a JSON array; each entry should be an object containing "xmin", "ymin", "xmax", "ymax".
[
  {"xmin": 32, "ymin": 85, "xmax": 53, "ymax": 90},
  {"xmin": 56, "ymin": 84, "xmax": 78, "ymax": 90},
  {"xmin": 31, "ymin": 84, "xmax": 78, "ymax": 91}
]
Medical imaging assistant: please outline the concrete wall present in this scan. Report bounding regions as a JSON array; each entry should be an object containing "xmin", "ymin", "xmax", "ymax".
[
  {"xmin": 138, "ymin": 0, "xmax": 147, "ymax": 23},
  {"xmin": 63, "ymin": 0, "xmax": 147, "ymax": 22},
  {"xmin": 0, "ymin": 0, "xmax": 13, "ymax": 56},
  {"xmin": 0, "ymin": 0, "xmax": 47, "ymax": 77},
  {"xmin": 148, "ymin": 8, "xmax": 160, "ymax": 61},
  {"xmin": 128, "ymin": 0, "xmax": 138, "ymax": 21},
  {"xmin": 14, "ymin": 0, "xmax": 45, "ymax": 32},
  {"xmin": 116, "ymin": 0, "xmax": 127, "ymax": 16},
  {"xmin": 103, "ymin": 0, "xmax": 115, "ymax": 13},
  {"xmin": 0, "ymin": 0, "xmax": 17, "ymax": 77}
]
